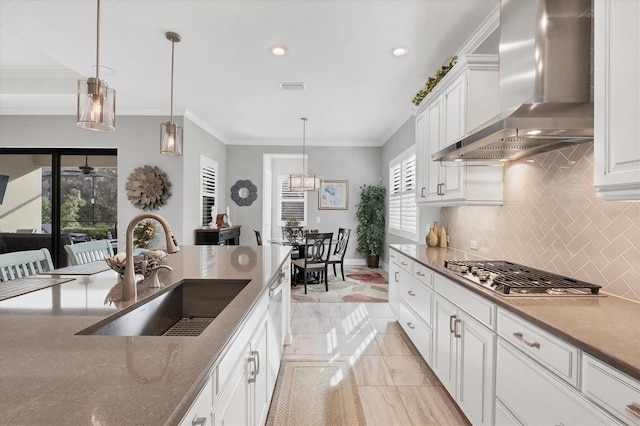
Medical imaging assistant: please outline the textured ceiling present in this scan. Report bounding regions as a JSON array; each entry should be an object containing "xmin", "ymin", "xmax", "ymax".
[{"xmin": 0, "ymin": 0, "xmax": 497, "ymax": 145}]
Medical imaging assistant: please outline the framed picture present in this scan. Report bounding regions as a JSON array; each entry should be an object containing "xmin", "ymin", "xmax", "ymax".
[{"xmin": 318, "ymin": 180, "xmax": 348, "ymax": 210}]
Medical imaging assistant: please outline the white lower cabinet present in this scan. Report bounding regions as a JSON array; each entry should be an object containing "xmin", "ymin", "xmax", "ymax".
[
  {"xmin": 181, "ymin": 285, "xmax": 278, "ymax": 426},
  {"xmin": 496, "ymin": 339, "xmax": 620, "ymax": 425},
  {"xmin": 432, "ymin": 293, "xmax": 496, "ymax": 426},
  {"xmin": 397, "ymin": 267, "xmax": 433, "ymax": 363},
  {"xmin": 213, "ymin": 309, "xmax": 269, "ymax": 426},
  {"xmin": 388, "ymin": 254, "xmax": 400, "ymax": 315},
  {"xmin": 181, "ymin": 377, "xmax": 213, "ymax": 426},
  {"xmin": 582, "ymin": 354, "xmax": 640, "ymax": 426}
]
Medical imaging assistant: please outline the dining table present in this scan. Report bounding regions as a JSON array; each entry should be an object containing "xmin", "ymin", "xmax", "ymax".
[{"xmin": 267, "ymin": 237, "xmax": 334, "ymax": 284}]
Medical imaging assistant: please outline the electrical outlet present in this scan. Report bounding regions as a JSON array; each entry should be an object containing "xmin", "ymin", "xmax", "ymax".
[{"xmin": 470, "ymin": 240, "xmax": 478, "ymax": 250}]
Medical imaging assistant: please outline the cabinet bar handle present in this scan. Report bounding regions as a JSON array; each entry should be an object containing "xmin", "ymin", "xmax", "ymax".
[
  {"xmin": 394, "ymin": 271, "xmax": 399, "ymax": 282},
  {"xmin": 421, "ymin": 187, "xmax": 426, "ymax": 198},
  {"xmin": 248, "ymin": 355, "xmax": 257, "ymax": 383},
  {"xmin": 513, "ymin": 332, "xmax": 541, "ymax": 349},
  {"xmin": 626, "ymin": 402, "xmax": 640, "ymax": 419},
  {"xmin": 401, "ymin": 261, "xmax": 408, "ymax": 266},
  {"xmin": 416, "ymin": 271, "xmax": 425, "ymax": 277},
  {"xmin": 449, "ymin": 315, "xmax": 457, "ymax": 334},
  {"xmin": 252, "ymin": 350, "xmax": 260, "ymax": 375},
  {"xmin": 192, "ymin": 416, "xmax": 207, "ymax": 426},
  {"xmin": 407, "ymin": 322, "xmax": 415, "ymax": 329},
  {"xmin": 407, "ymin": 290, "xmax": 416, "ymax": 296},
  {"xmin": 453, "ymin": 318, "xmax": 461, "ymax": 338}
]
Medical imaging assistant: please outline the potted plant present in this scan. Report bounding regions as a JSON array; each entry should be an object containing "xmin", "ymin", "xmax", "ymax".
[{"xmin": 355, "ymin": 184, "xmax": 386, "ymax": 268}]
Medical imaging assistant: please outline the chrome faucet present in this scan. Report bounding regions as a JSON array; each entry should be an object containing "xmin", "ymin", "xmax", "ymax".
[{"xmin": 122, "ymin": 213, "xmax": 180, "ymax": 301}]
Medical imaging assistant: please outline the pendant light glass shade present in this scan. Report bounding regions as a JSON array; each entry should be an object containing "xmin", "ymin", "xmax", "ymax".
[
  {"xmin": 289, "ymin": 117, "xmax": 319, "ymax": 191},
  {"xmin": 161, "ymin": 31, "xmax": 183, "ymax": 156},
  {"xmin": 161, "ymin": 122, "xmax": 183, "ymax": 156},
  {"xmin": 77, "ymin": 0, "xmax": 116, "ymax": 132}
]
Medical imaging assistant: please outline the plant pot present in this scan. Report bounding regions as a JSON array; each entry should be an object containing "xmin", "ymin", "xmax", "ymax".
[{"xmin": 365, "ymin": 255, "xmax": 380, "ymax": 268}]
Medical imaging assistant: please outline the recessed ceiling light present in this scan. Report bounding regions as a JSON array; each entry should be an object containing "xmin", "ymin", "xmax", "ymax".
[
  {"xmin": 392, "ymin": 47, "xmax": 409, "ymax": 57},
  {"xmin": 271, "ymin": 45, "xmax": 287, "ymax": 56}
]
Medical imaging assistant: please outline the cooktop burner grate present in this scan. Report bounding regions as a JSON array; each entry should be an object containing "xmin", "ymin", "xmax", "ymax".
[{"xmin": 443, "ymin": 260, "xmax": 601, "ymax": 295}]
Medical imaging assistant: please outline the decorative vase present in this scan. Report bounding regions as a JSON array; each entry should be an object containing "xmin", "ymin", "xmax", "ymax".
[
  {"xmin": 439, "ymin": 226, "xmax": 448, "ymax": 248},
  {"xmin": 427, "ymin": 227, "xmax": 438, "ymax": 247}
]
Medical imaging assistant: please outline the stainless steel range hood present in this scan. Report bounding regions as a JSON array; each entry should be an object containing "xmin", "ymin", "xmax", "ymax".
[{"xmin": 433, "ymin": 0, "xmax": 593, "ymax": 162}]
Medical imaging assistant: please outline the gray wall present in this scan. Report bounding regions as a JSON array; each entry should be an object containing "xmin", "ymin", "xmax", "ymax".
[
  {"xmin": 381, "ymin": 115, "xmax": 440, "ymax": 269},
  {"xmin": 182, "ymin": 118, "xmax": 227, "ymax": 244},
  {"xmin": 226, "ymin": 144, "xmax": 382, "ymax": 263},
  {"xmin": 0, "ymin": 114, "xmax": 213, "ymax": 246}
]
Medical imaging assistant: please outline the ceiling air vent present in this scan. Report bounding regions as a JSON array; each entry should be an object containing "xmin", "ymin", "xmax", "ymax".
[{"xmin": 279, "ymin": 82, "xmax": 306, "ymax": 91}]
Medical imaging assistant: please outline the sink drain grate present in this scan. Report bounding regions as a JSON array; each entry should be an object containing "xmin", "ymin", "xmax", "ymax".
[{"xmin": 163, "ymin": 317, "xmax": 215, "ymax": 337}]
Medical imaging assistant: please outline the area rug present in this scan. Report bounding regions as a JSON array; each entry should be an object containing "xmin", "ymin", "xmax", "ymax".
[
  {"xmin": 291, "ymin": 268, "xmax": 388, "ymax": 303},
  {"xmin": 266, "ymin": 361, "xmax": 366, "ymax": 426}
]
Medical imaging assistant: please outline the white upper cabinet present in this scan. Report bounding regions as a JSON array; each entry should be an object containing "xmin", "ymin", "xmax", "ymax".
[
  {"xmin": 594, "ymin": 0, "xmax": 640, "ymax": 201},
  {"xmin": 415, "ymin": 54, "xmax": 503, "ymax": 206}
]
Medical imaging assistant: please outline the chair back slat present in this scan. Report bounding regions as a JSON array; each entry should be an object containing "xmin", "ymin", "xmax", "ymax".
[
  {"xmin": 303, "ymin": 232, "xmax": 333, "ymax": 267},
  {"xmin": 0, "ymin": 249, "xmax": 54, "ymax": 282},
  {"xmin": 64, "ymin": 240, "xmax": 114, "ymax": 266},
  {"xmin": 333, "ymin": 228, "xmax": 351, "ymax": 258}
]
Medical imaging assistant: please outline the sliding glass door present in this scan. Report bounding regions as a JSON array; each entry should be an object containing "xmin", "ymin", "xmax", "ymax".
[{"xmin": 0, "ymin": 148, "xmax": 117, "ymax": 267}]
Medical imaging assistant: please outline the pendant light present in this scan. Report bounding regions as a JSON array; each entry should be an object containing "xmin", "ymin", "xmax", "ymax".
[
  {"xmin": 77, "ymin": 0, "xmax": 116, "ymax": 132},
  {"xmin": 289, "ymin": 117, "xmax": 320, "ymax": 191},
  {"xmin": 160, "ymin": 32, "xmax": 183, "ymax": 156}
]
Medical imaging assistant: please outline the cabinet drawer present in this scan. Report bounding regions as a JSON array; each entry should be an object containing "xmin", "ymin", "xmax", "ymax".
[
  {"xmin": 413, "ymin": 262, "xmax": 433, "ymax": 288},
  {"xmin": 434, "ymin": 274, "xmax": 496, "ymax": 329},
  {"xmin": 397, "ymin": 301, "xmax": 432, "ymax": 363},
  {"xmin": 498, "ymin": 308, "xmax": 579, "ymax": 387},
  {"xmin": 583, "ymin": 354, "xmax": 640, "ymax": 425},
  {"xmin": 496, "ymin": 340, "xmax": 618, "ymax": 426},
  {"xmin": 181, "ymin": 377, "xmax": 213, "ymax": 426},
  {"xmin": 389, "ymin": 249, "xmax": 400, "ymax": 265},
  {"xmin": 399, "ymin": 273, "xmax": 433, "ymax": 327},
  {"xmin": 397, "ymin": 253, "xmax": 413, "ymax": 274}
]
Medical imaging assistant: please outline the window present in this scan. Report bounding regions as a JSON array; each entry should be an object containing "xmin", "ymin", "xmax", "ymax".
[
  {"xmin": 388, "ymin": 147, "xmax": 418, "ymax": 240},
  {"xmin": 200, "ymin": 156, "xmax": 218, "ymax": 227},
  {"xmin": 277, "ymin": 175, "xmax": 307, "ymax": 226}
]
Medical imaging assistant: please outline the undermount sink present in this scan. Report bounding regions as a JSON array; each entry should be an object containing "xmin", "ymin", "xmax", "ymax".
[{"xmin": 77, "ymin": 279, "xmax": 251, "ymax": 337}]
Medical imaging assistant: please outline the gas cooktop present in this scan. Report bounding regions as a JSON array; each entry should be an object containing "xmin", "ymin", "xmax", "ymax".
[{"xmin": 443, "ymin": 260, "xmax": 602, "ymax": 296}]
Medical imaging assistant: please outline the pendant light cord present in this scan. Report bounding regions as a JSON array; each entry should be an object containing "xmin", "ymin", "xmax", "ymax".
[
  {"xmin": 301, "ymin": 117, "xmax": 307, "ymax": 175},
  {"xmin": 170, "ymin": 38, "xmax": 175, "ymax": 123},
  {"xmin": 95, "ymin": 0, "xmax": 100, "ymax": 81}
]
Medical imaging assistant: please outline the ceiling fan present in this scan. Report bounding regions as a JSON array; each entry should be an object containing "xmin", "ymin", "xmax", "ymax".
[{"xmin": 78, "ymin": 156, "xmax": 95, "ymax": 175}]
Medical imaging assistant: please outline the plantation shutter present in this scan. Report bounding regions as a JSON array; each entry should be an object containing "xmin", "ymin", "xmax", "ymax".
[
  {"xmin": 388, "ymin": 148, "xmax": 418, "ymax": 240},
  {"xmin": 201, "ymin": 157, "xmax": 218, "ymax": 227},
  {"xmin": 278, "ymin": 176, "xmax": 307, "ymax": 226}
]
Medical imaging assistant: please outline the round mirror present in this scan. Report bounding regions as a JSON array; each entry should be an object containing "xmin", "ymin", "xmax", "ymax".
[
  {"xmin": 231, "ymin": 179, "xmax": 258, "ymax": 206},
  {"xmin": 238, "ymin": 187, "xmax": 250, "ymax": 198}
]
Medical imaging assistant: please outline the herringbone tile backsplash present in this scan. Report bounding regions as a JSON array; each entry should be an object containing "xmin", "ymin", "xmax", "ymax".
[{"xmin": 441, "ymin": 143, "xmax": 640, "ymax": 303}]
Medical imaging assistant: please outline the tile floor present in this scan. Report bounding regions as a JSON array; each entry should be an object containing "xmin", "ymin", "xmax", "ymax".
[{"xmin": 281, "ymin": 300, "xmax": 470, "ymax": 425}]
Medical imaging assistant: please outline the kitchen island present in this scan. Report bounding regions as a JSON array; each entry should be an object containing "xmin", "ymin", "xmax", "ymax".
[{"xmin": 0, "ymin": 245, "xmax": 291, "ymax": 426}]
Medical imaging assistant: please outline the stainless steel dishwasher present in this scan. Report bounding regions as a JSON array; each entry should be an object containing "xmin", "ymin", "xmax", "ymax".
[{"xmin": 266, "ymin": 269, "xmax": 285, "ymax": 394}]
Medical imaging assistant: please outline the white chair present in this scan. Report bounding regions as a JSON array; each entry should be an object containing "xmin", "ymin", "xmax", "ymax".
[
  {"xmin": 0, "ymin": 248, "xmax": 54, "ymax": 281},
  {"xmin": 64, "ymin": 240, "xmax": 114, "ymax": 265}
]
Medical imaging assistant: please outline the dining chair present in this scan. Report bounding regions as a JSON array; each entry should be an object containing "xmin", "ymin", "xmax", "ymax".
[
  {"xmin": 254, "ymin": 229, "xmax": 262, "ymax": 246},
  {"xmin": 0, "ymin": 248, "xmax": 54, "ymax": 281},
  {"xmin": 64, "ymin": 240, "xmax": 114, "ymax": 265},
  {"xmin": 291, "ymin": 232, "xmax": 333, "ymax": 294},
  {"xmin": 328, "ymin": 228, "xmax": 351, "ymax": 281}
]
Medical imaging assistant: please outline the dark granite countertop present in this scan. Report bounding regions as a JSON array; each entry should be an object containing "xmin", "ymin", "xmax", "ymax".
[
  {"xmin": 390, "ymin": 244, "xmax": 640, "ymax": 382},
  {"xmin": 0, "ymin": 245, "xmax": 291, "ymax": 426}
]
